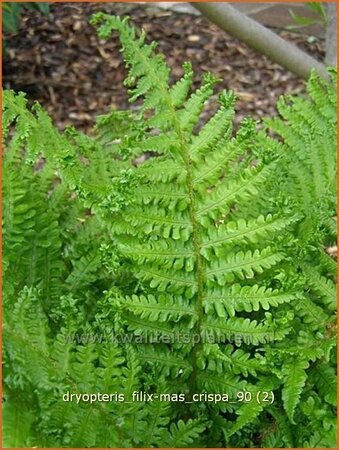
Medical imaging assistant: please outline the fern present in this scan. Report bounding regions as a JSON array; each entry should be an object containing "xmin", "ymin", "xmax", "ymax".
[
  {"xmin": 162, "ymin": 419, "xmax": 206, "ymax": 447},
  {"xmin": 281, "ymin": 358, "xmax": 310, "ymax": 423},
  {"xmin": 2, "ymin": 13, "xmax": 337, "ymax": 448}
]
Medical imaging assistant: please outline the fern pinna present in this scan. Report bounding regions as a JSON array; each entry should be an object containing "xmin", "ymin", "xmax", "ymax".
[{"xmin": 2, "ymin": 13, "xmax": 337, "ymax": 448}]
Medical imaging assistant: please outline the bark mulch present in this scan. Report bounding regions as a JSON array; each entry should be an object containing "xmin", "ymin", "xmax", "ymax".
[{"xmin": 3, "ymin": 2, "xmax": 326, "ymax": 132}]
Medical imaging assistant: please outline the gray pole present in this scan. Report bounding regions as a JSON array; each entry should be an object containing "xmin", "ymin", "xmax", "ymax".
[
  {"xmin": 325, "ymin": 2, "xmax": 337, "ymax": 67},
  {"xmin": 191, "ymin": 2, "xmax": 329, "ymax": 80}
]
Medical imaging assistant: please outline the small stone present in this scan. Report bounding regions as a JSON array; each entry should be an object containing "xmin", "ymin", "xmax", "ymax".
[{"xmin": 188, "ymin": 35, "xmax": 200, "ymax": 42}]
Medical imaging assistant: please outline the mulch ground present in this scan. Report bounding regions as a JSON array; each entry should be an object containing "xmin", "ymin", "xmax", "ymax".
[{"xmin": 3, "ymin": 2, "xmax": 326, "ymax": 132}]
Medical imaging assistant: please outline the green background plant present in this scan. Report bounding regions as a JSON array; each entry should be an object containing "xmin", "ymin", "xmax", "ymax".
[
  {"xmin": 2, "ymin": 2, "xmax": 50, "ymax": 34},
  {"xmin": 288, "ymin": 2, "xmax": 327, "ymax": 29}
]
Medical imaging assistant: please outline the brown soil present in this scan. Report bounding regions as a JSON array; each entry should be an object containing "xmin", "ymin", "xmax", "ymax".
[{"xmin": 3, "ymin": 2, "xmax": 326, "ymax": 132}]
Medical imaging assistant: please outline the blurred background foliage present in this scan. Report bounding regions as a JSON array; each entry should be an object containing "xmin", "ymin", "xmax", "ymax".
[{"xmin": 3, "ymin": 2, "xmax": 50, "ymax": 34}]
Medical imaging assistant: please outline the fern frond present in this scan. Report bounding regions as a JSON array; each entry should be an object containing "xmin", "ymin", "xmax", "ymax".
[
  {"xmin": 202, "ymin": 316, "xmax": 285, "ymax": 345},
  {"xmin": 2, "ymin": 399, "xmax": 35, "ymax": 448},
  {"xmin": 144, "ymin": 401, "xmax": 171, "ymax": 447},
  {"xmin": 281, "ymin": 358, "xmax": 309, "ymax": 423},
  {"xmin": 188, "ymin": 90, "xmax": 235, "ymax": 157},
  {"xmin": 121, "ymin": 240, "xmax": 194, "ymax": 267},
  {"xmin": 201, "ymin": 214, "xmax": 293, "ymax": 259},
  {"xmin": 196, "ymin": 164, "xmax": 274, "ymax": 223},
  {"xmin": 227, "ymin": 395, "xmax": 264, "ymax": 438},
  {"xmin": 294, "ymin": 295, "xmax": 329, "ymax": 327},
  {"xmin": 137, "ymin": 264, "xmax": 198, "ymax": 297},
  {"xmin": 192, "ymin": 134, "xmax": 244, "ymax": 186},
  {"xmin": 203, "ymin": 284, "xmax": 295, "ymax": 317},
  {"xmin": 177, "ymin": 73, "xmax": 219, "ymax": 132},
  {"xmin": 162, "ymin": 419, "xmax": 206, "ymax": 447},
  {"xmin": 206, "ymin": 247, "xmax": 283, "ymax": 284},
  {"xmin": 198, "ymin": 372, "xmax": 247, "ymax": 397},
  {"xmin": 66, "ymin": 251, "xmax": 102, "ymax": 292},
  {"xmin": 3, "ymin": 15, "xmax": 336, "ymax": 448},
  {"xmin": 121, "ymin": 294, "xmax": 196, "ymax": 322},
  {"xmin": 169, "ymin": 62, "xmax": 194, "ymax": 107},
  {"xmin": 310, "ymin": 364, "xmax": 337, "ymax": 407},
  {"xmin": 302, "ymin": 264, "xmax": 336, "ymax": 310},
  {"xmin": 123, "ymin": 313, "xmax": 181, "ymax": 337},
  {"xmin": 266, "ymin": 69, "xmax": 337, "ymax": 246},
  {"xmin": 199, "ymin": 343, "xmax": 261, "ymax": 377},
  {"xmin": 318, "ymin": 248, "xmax": 337, "ymax": 276}
]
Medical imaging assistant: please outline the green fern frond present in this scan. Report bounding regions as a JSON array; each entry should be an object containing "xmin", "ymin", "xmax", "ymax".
[
  {"xmin": 281, "ymin": 358, "xmax": 309, "ymax": 423},
  {"xmin": 302, "ymin": 264, "xmax": 336, "ymax": 310},
  {"xmin": 310, "ymin": 364, "xmax": 337, "ymax": 407},
  {"xmin": 294, "ymin": 295, "xmax": 329, "ymax": 327},
  {"xmin": 144, "ymin": 401, "xmax": 171, "ymax": 447},
  {"xmin": 157, "ymin": 419, "xmax": 205, "ymax": 447},
  {"xmin": 136, "ymin": 346, "xmax": 192, "ymax": 378},
  {"xmin": 202, "ymin": 316, "xmax": 285, "ymax": 345},
  {"xmin": 204, "ymin": 284, "xmax": 295, "ymax": 317},
  {"xmin": 188, "ymin": 90, "xmax": 235, "ymax": 158},
  {"xmin": 201, "ymin": 214, "xmax": 293, "ymax": 261},
  {"xmin": 206, "ymin": 247, "xmax": 284, "ymax": 284},
  {"xmin": 196, "ymin": 164, "xmax": 274, "ymax": 223},
  {"xmin": 267, "ymin": 69, "xmax": 337, "ymax": 236},
  {"xmin": 2, "ymin": 399, "xmax": 35, "ymax": 448},
  {"xmin": 120, "ymin": 293, "xmax": 196, "ymax": 322},
  {"xmin": 2, "ymin": 13, "xmax": 337, "ymax": 448}
]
